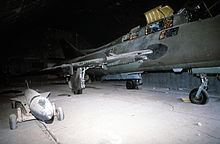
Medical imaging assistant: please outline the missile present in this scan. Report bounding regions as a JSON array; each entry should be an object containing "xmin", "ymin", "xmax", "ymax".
[
  {"xmin": 25, "ymin": 89, "xmax": 54, "ymax": 121},
  {"xmin": 9, "ymin": 88, "xmax": 64, "ymax": 130}
]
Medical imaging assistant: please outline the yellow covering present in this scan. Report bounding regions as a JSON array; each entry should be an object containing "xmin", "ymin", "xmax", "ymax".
[
  {"xmin": 144, "ymin": 5, "xmax": 174, "ymax": 24},
  {"xmin": 181, "ymin": 98, "xmax": 191, "ymax": 103}
]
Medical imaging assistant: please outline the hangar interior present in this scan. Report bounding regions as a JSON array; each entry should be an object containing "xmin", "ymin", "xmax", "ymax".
[{"xmin": 0, "ymin": 0, "xmax": 220, "ymax": 144}]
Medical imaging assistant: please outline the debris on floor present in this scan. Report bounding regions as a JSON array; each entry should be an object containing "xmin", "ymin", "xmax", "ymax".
[{"xmin": 197, "ymin": 122, "xmax": 202, "ymax": 127}]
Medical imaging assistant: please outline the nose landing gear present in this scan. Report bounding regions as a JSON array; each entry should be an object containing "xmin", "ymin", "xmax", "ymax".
[{"xmin": 189, "ymin": 74, "xmax": 209, "ymax": 104}]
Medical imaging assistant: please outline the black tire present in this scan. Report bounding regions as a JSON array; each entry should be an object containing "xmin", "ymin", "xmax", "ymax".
[
  {"xmin": 189, "ymin": 88, "xmax": 209, "ymax": 104},
  {"xmin": 77, "ymin": 89, "xmax": 82, "ymax": 94},
  {"xmin": 56, "ymin": 107, "xmax": 64, "ymax": 121},
  {"xmin": 126, "ymin": 80, "xmax": 135, "ymax": 89},
  {"xmin": 73, "ymin": 89, "xmax": 82, "ymax": 94},
  {"xmin": 9, "ymin": 114, "xmax": 17, "ymax": 130}
]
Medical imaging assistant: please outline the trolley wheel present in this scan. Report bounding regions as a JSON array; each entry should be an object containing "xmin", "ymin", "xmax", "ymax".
[
  {"xmin": 9, "ymin": 114, "xmax": 17, "ymax": 130},
  {"xmin": 56, "ymin": 107, "xmax": 64, "ymax": 121}
]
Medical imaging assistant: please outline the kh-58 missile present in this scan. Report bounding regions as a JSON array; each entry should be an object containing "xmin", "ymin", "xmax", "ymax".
[{"xmin": 9, "ymin": 88, "xmax": 64, "ymax": 130}]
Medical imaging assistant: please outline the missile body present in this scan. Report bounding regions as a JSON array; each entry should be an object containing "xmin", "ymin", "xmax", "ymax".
[{"xmin": 24, "ymin": 89, "xmax": 54, "ymax": 121}]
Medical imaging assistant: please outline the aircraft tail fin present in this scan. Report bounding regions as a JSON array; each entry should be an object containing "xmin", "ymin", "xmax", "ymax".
[{"xmin": 59, "ymin": 39, "xmax": 85, "ymax": 59}]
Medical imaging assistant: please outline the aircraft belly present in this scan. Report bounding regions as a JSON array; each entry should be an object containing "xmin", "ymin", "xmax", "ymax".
[{"xmin": 91, "ymin": 60, "xmax": 220, "ymax": 76}]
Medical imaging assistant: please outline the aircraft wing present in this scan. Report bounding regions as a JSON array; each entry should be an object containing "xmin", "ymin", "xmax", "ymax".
[
  {"xmin": 42, "ymin": 49, "xmax": 153, "ymax": 71},
  {"xmin": 42, "ymin": 58, "xmax": 105, "ymax": 71}
]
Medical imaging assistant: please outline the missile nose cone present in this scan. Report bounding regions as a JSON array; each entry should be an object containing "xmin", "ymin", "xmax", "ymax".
[
  {"xmin": 30, "ymin": 96, "xmax": 54, "ymax": 121},
  {"xmin": 46, "ymin": 112, "xmax": 53, "ymax": 120},
  {"xmin": 43, "ymin": 104, "xmax": 54, "ymax": 120}
]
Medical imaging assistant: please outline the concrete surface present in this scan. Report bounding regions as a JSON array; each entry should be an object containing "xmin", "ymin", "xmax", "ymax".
[{"xmin": 0, "ymin": 81, "xmax": 220, "ymax": 144}]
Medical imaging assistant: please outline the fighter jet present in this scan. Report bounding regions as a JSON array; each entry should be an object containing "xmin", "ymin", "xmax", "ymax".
[
  {"xmin": 9, "ymin": 85, "xmax": 64, "ymax": 130},
  {"xmin": 43, "ymin": 5, "xmax": 220, "ymax": 105}
]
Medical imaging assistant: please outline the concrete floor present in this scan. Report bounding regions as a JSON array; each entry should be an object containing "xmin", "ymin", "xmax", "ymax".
[{"xmin": 0, "ymin": 81, "xmax": 220, "ymax": 144}]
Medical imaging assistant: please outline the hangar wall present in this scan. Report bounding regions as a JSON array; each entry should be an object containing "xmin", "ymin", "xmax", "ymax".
[{"xmin": 142, "ymin": 72, "xmax": 220, "ymax": 94}]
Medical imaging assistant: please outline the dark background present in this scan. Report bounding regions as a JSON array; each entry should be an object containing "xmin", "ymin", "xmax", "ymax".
[{"xmin": 0, "ymin": 0, "xmax": 219, "ymax": 77}]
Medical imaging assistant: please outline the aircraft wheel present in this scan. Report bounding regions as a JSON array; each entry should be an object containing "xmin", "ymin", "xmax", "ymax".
[
  {"xmin": 189, "ymin": 88, "xmax": 209, "ymax": 104},
  {"xmin": 56, "ymin": 107, "xmax": 64, "ymax": 121},
  {"xmin": 74, "ymin": 89, "xmax": 82, "ymax": 94},
  {"xmin": 9, "ymin": 114, "xmax": 17, "ymax": 130},
  {"xmin": 126, "ymin": 80, "xmax": 135, "ymax": 89}
]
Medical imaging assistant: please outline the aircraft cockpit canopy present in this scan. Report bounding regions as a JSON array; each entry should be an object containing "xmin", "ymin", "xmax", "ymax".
[
  {"xmin": 144, "ymin": 5, "xmax": 174, "ymax": 24},
  {"xmin": 144, "ymin": 5, "xmax": 174, "ymax": 36}
]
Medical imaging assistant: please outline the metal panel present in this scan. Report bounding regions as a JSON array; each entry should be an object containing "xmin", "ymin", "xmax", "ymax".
[
  {"xmin": 192, "ymin": 67, "xmax": 220, "ymax": 74},
  {"xmin": 142, "ymin": 72, "xmax": 220, "ymax": 93},
  {"xmin": 102, "ymin": 73, "xmax": 142, "ymax": 80}
]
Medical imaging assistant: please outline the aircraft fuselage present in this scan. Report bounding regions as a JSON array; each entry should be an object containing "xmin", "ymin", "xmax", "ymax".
[{"xmin": 68, "ymin": 15, "xmax": 220, "ymax": 76}]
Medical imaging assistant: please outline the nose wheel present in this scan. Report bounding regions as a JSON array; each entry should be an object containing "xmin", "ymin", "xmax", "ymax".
[
  {"xmin": 189, "ymin": 74, "xmax": 209, "ymax": 104},
  {"xmin": 189, "ymin": 88, "xmax": 209, "ymax": 104}
]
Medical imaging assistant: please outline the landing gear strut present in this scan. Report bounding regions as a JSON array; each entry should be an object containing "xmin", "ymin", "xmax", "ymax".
[
  {"xmin": 67, "ymin": 67, "xmax": 88, "ymax": 94},
  {"xmin": 189, "ymin": 74, "xmax": 209, "ymax": 104}
]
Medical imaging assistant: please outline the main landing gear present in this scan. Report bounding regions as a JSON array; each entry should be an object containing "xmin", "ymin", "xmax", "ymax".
[
  {"xmin": 67, "ymin": 67, "xmax": 87, "ymax": 94},
  {"xmin": 126, "ymin": 79, "xmax": 142, "ymax": 89},
  {"xmin": 189, "ymin": 74, "xmax": 209, "ymax": 104}
]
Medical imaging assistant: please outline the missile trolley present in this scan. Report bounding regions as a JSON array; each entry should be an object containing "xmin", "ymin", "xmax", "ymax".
[{"xmin": 9, "ymin": 88, "xmax": 64, "ymax": 130}]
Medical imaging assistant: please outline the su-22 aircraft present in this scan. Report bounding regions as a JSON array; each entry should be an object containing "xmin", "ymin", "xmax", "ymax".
[{"xmin": 43, "ymin": 5, "xmax": 220, "ymax": 105}]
